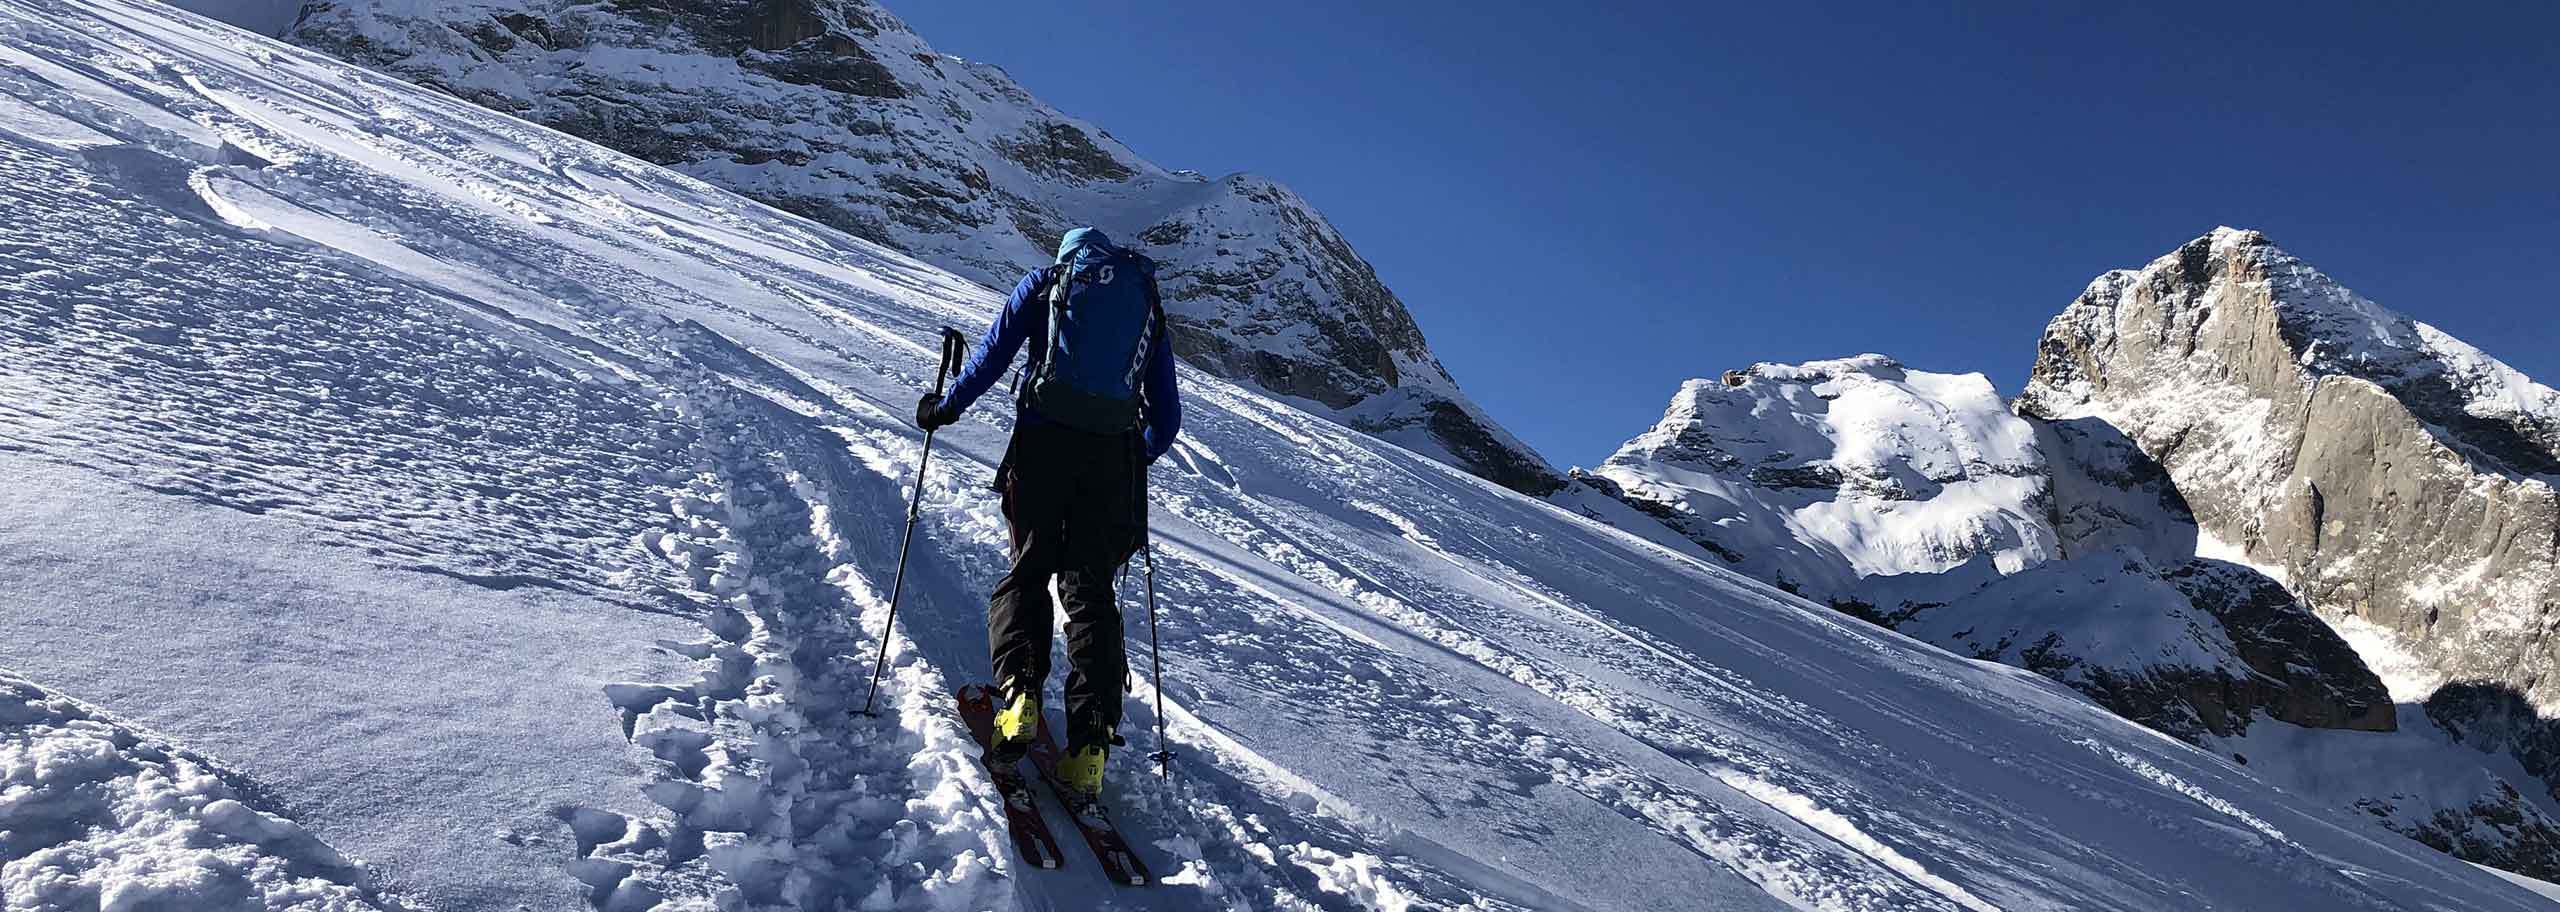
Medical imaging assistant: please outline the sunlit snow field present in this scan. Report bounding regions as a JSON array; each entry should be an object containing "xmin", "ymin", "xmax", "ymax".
[{"xmin": 0, "ymin": 2, "xmax": 2550, "ymax": 910}]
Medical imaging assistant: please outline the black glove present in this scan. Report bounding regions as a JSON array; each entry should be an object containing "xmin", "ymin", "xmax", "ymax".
[{"xmin": 915, "ymin": 394, "xmax": 954, "ymax": 430}]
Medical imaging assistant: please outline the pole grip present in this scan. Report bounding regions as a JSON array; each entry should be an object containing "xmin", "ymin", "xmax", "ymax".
[{"xmin": 934, "ymin": 326, "xmax": 965, "ymax": 398}]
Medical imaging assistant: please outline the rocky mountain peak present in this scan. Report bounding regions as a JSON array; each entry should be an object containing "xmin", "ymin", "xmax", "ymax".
[
  {"xmin": 1572, "ymin": 323, "xmax": 2560, "ymax": 877},
  {"xmin": 2030, "ymin": 228, "xmax": 2560, "ymax": 479},
  {"xmin": 2022, "ymin": 228, "xmax": 2560, "ymax": 712},
  {"xmin": 1999, "ymin": 227, "xmax": 2560, "ymax": 877}
]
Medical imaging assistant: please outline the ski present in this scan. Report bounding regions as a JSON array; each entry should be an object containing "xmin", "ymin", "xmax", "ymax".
[
  {"xmin": 1026, "ymin": 725, "xmax": 1155, "ymax": 886},
  {"xmin": 954, "ymin": 684, "xmax": 1066, "ymax": 872}
]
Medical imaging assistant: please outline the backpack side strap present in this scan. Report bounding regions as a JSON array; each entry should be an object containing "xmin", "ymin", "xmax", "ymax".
[{"xmin": 1135, "ymin": 265, "xmax": 1169, "ymax": 400}]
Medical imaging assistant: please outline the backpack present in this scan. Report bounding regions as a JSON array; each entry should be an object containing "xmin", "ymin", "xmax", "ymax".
[{"xmin": 1018, "ymin": 245, "xmax": 1165, "ymax": 435}]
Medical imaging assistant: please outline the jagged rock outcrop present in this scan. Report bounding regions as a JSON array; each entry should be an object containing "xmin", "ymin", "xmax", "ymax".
[
  {"xmin": 282, "ymin": 0, "xmax": 1561, "ymax": 493},
  {"xmin": 2020, "ymin": 227, "xmax": 2560, "ymax": 711},
  {"xmin": 1573, "ymin": 355, "xmax": 2392, "ymax": 741}
]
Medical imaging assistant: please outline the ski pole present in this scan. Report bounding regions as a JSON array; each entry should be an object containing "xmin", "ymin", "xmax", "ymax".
[
  {"xmin": 1144, "ymin": 539, "xmax": 1170, "ymax": 777},
  {"xmin": 861, "ymin": 327, "xmax": 968, "ymax": 716}
]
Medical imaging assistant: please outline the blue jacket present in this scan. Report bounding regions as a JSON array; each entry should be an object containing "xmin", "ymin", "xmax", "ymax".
[{"xmin": 936, "ymin": 237, "xmax": 1182, "ymax": 461}]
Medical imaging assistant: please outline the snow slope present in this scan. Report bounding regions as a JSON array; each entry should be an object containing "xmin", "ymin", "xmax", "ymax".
[
  {"xmin": 0, "ymin": 2, "xmax": 2550, "ymax": 909},
  {"xmin": 0, "ymin": 454, "xmax": 693, "ymax": 909},
  {"xmin": 268, "ymin": 0, "xmax": 1564, "ymax": 495},
  {"xmin": 2477, "ymin": 864, "xmax": 2560, "ymax": 905}
]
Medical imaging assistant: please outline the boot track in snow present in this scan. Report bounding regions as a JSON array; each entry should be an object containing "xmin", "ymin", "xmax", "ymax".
[{"xmin": 3, "ymin": 3, "xmax": 2553, "ymax": 910}]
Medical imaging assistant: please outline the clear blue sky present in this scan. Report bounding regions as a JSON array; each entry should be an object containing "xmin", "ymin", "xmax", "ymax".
[{"xmin": 896, "ymin": 1, "xmax": 2558, "ymax": 468}]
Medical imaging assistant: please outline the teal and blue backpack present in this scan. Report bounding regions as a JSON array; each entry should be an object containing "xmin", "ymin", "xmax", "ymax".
[{"xmin": 1019, "ymin": 239, "xmax": 1165, "ymax": 435}]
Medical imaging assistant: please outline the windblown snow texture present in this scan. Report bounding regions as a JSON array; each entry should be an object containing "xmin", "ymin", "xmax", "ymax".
[
  {"xmin": 273, "ymin": 0, "xmax": 1565, "ymax": 496},
  {"xmin": 0, "ymin": 3, "xmax": 2549, "ymax": 910},
  {"xmin": 0, "ymin": 671, "xmax": 397, "ymax": 910}
]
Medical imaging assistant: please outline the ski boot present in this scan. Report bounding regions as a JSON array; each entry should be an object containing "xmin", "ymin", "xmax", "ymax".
[
  {"xmin": 989, "ymin": 679, "xmax": 1041, "ymax": 762},
  {"xmin": 1056, "ymin": 743, "xmax": 1107, "ymax": 804}
]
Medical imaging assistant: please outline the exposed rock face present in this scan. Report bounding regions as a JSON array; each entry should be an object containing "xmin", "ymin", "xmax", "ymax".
[
  {"xmin": 2168, "ymin": 560, "xmax": 2396, "ymax": 733},
  {"xmin": 1574, "ymin": 355, "xmax": 2392, "ymax": 741},
  {"xmin": 2396, "ymin": 789, "xmax": 2560, "ymax": 882},
  {"xmin": 2020, "ymin": 227, "xmax": 2560, "ymax": 712},
  {"xmin": 284, "ymin": 0, "xmax": 1560, "ymax": 493},
  {"xmin": 2018, "ymin": 227, "xmax": 2560, "ymax": 879}
]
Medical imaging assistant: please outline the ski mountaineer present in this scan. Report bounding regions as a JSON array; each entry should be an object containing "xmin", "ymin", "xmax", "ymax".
[{"xmin": 913, "ymin": 226, "xmax": 1180, "ymax": 801}]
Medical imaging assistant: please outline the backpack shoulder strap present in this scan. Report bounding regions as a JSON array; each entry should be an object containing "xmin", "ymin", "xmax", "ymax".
[
  {"xmin": 1046, "ymin": 261, "xmax": 1077, "ymax": 309},
  {"xmin": 1043, "ymin": 261, "xmax": 1075, "ymax": 352},
  {"xmin": 1013, "ymin": 264, "xmax": 1071, "ymax": 403}
]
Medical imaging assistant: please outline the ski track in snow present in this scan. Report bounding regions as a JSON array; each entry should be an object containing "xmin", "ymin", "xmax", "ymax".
[
  {"xmin": 0, "ymin": 5, "xmax": 1515, "ymax": 908},
  {"xmin": 0, "ymin": 2, "xmax": 2552, "ymax": 910}
]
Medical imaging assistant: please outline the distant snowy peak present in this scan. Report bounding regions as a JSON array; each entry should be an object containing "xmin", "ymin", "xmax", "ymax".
[
  {"xmin": 281, "ymin": 0, "xmax": 1561, "ymax": 493},
  {"xmin": 1591, "ymin": 354, "xmax": 2054, "ymax": 596},
  {"xmin": 1615, "ymin": 355, "xmax": 2040, "ymax": 485},
  {"xmin": 1577, "ymin": 351, "xmax": 2394, "ymax": 744},
  {"xmin": 1575, "ymin": 343, "xmax": 2560, "ymax": 868}
]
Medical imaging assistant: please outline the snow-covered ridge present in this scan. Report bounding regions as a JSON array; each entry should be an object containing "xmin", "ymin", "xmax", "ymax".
[
  {"xmin": 0, "ymin": 4, "xmax": 2550, "ymax": 909},
  {"xmin": 270, "ymin": 0, "xmax": 1563, "ymax": 494}
]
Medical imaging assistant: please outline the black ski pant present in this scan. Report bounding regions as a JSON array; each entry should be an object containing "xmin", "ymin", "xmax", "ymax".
[{"xmin": 988, "ymin": 420, "xmax": 1145, "ymax": 751}]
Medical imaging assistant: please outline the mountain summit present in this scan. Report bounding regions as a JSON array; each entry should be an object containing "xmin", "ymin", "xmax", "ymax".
[
  {"xmin": 281, "ymin": 0, "xmax": 1563, "ymax": 493},
  {"xmin": 2022, "ymin": 227, "xmax": 2560, "ymax": 711}
]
